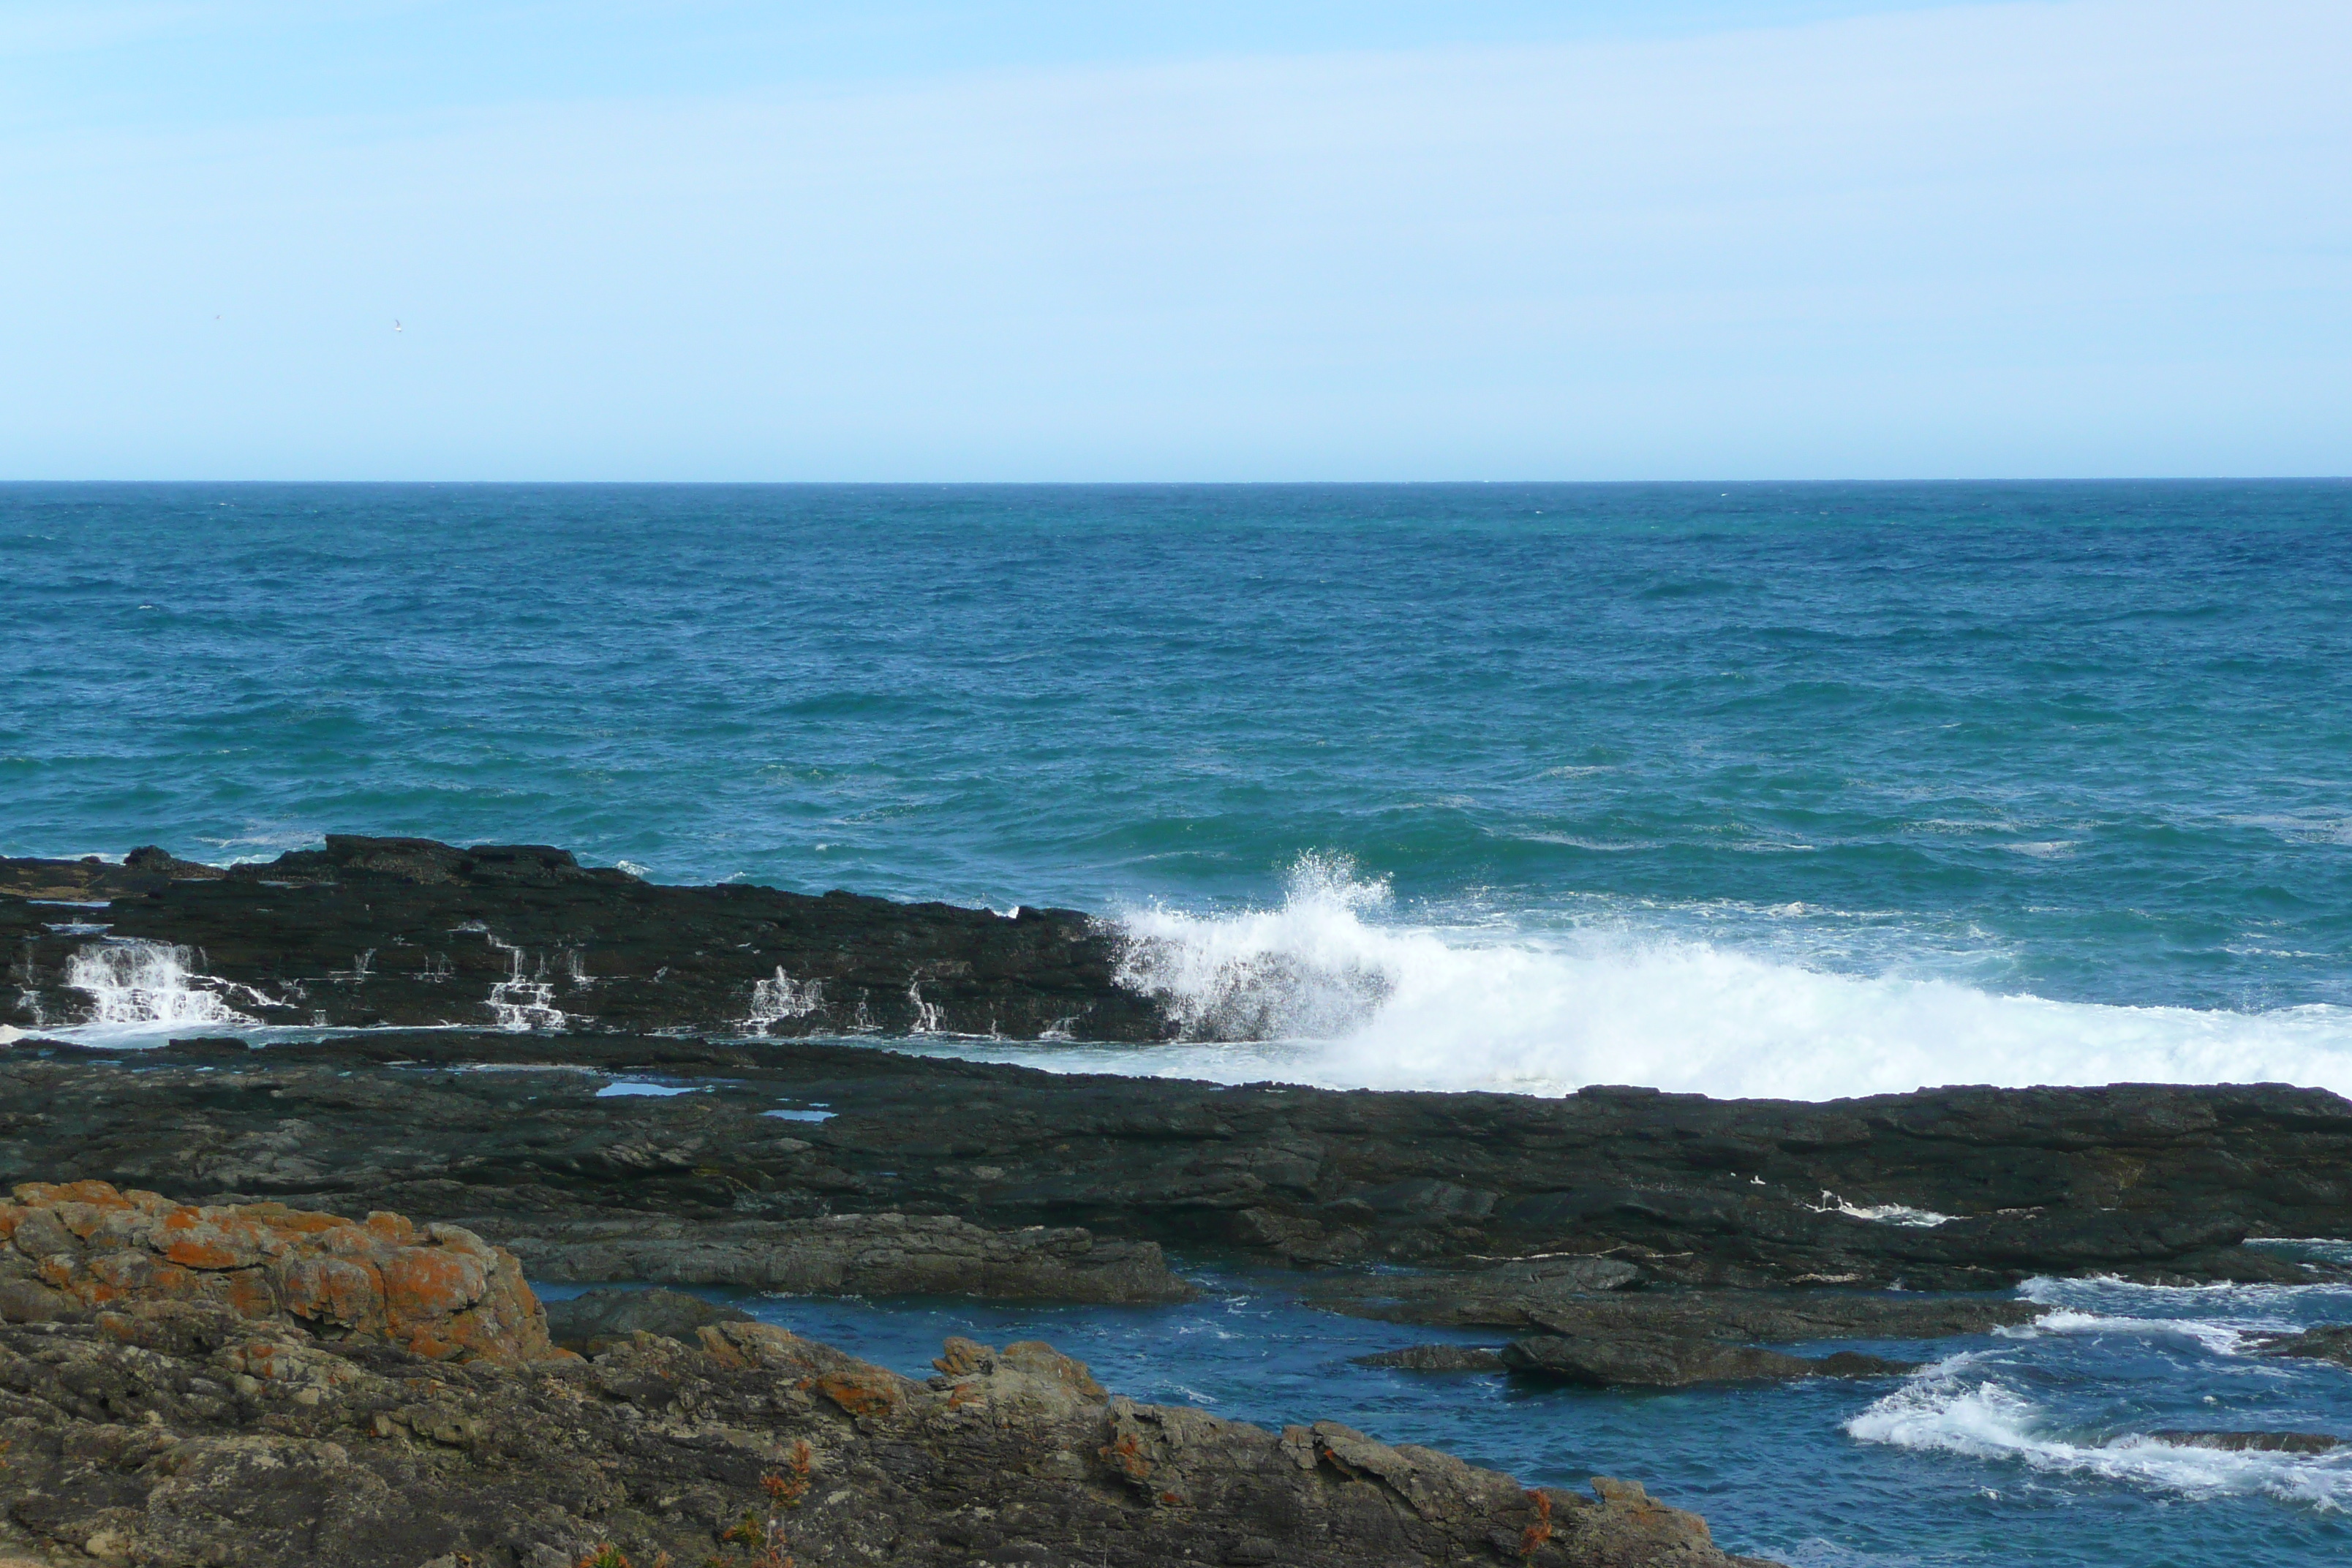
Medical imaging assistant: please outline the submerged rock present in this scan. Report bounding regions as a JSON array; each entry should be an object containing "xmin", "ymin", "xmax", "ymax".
[
  {"xmin": 1352, "ymin": 1343, "xmax": 1512, "ymax": 1372},
  {"xmin": 2250, "ymin": 1324, "xmax": 2352, "ymax": 1368},
  {"xmin": 1501, "ymin": 1332, "xmax": 1915, "ymax": 1388},
  {"xmin": 2143, "ymin": 1429, "xmax": 2340, "ymax": 1454}
]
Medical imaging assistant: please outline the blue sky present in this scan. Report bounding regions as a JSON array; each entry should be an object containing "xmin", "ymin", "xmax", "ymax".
[{"xmin": 3, "ymin": 1, "xmax": 2345, "ymax": 479}]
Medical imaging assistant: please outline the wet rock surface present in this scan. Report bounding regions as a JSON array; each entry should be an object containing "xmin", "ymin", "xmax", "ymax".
[
  {"xmin": 1352, "ymin": 1345, "xmax": 1512, "ymax": 1373},
  {"xmin": 4, "ymin": 1030, "xmax": 2344, "ymax": 1293},
  {"xmin": 2142, "ymin": 1430, "xmax": 2342, "ymax": 1454},
  {"xmin": 2250, "ymin": 1324, "xmax": 2352, "ymax": 1368},
  {"xmin": 1500, "ymin": 1334, "xmax": 1916, "ymax": 1389},
  {"xmin": 0, "ymin": 1229, "xmax": 1782, "ymax": 1568},
  {"xmin": 3, "ymin": 837, "xmax": 1166, "ymax": 1040},
  {"xmin": 1308, "ymin": 1278, "xmax": 2041, "ymax": 1338}
]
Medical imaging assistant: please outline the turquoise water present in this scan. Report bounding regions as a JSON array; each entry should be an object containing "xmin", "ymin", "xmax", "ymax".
[
  {"xmin": 8, "ymin": 480, "xmax": 2351, "ymax": 1096},
  {"xmin": 13, "ymin": 482, "xmax": 2352, "ymax": 1561}
]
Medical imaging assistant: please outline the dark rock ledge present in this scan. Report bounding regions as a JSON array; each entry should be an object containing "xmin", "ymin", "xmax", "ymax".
[
  {"xmin": 3, "ymin": 837, "xmax": 1169, "ymax": 1040},
  {"xmin": 1356, "ymin": 1335, "xmax": 1920, "ymax": 1390},
  {"xmin": 3, "ymin": 1031, "xmax": 2346, "ymax": 1297},
  {"xmin": 0, "ymin": 1183, "xmax": 1777, "ymax": 1568}
]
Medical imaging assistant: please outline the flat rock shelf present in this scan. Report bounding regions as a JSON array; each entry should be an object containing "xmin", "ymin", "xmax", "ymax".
[{"xmin": 3, "ymin": 1030, "xmax": 2346, "ymax": 1293}]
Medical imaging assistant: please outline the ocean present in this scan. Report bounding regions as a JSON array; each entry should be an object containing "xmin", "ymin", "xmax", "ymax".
[
  {"xmin": 9, "ymin": 479, "xmax": 2352, "ymax": 1563},
  {"xmin": 10, "ymin": 480, "xmax": 2352, "ymax": 1095}
]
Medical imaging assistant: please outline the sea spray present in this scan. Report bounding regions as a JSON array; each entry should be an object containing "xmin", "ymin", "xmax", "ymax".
[
  {"xmin": 61, "ymin": 940, "xmax": 255, "ymax": 1028},
  {"xmin": 1115, "ymin": 853, "xmax": 1398, "ymax": 1039},
  {"xmin": 1849, "ymin": 1357, "xmax": 2352, "ymax": 1509},
  {"xmin": 1100, "ymin": 856, "xmax": 2352, "ymax": 1100},
  {"xmin": 484, "ymin": 937, "xmax": 565, "ymax": 1031}
]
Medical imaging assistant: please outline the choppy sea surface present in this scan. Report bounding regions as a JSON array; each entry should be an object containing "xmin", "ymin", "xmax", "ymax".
[
  {"xmin": 11, "ymin": 481, "xmax": 2352, "ymax": 1563},
  {"xmin": 10, "ymin": 480, "xmax": 2351, "ymax": 1096}
]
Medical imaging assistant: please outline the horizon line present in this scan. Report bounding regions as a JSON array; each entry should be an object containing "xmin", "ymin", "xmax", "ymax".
[{"xmin": 4, "ymin": 475, "xmax": 2348, "ymax": 489}]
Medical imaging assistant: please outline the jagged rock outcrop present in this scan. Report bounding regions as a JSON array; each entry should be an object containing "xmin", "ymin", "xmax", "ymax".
[
  {"xmin": 0, "ymin": 1196, "xmax": 1780, "ymax": 1568},
  {"xmin": 3, "ymin": 837, "xmax": 1166, "ymax": 1040},
  {"xmin": 0, "ymin": 1181, "xmax": 551, "ymax": 1363}
]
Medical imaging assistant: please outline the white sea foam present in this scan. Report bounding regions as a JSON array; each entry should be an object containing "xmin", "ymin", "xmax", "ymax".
[
  {"xmin": 745, "ymin": 967, "xmax": 823, "ymax": 1036},
  {"xmin": 1848, "ymin": 1361, "xmax": 2352, "ymax": 1509},
  {"xmin": 1803, "ymin": 1192, "xmax": 1954, "ymax": 1228},
  {"xmin": 1994, "ymin": 1275, "xmax": 2352, "ymax": 1372},
  {"xmin": 1098, "ymin": 859, "xmax": 2352, "ymax": 1101},
  {"xmin": 485, "ymin": 937, "xmax": 565, "ymax": 1032},
  {"xmin": 2016, "ymin": 1310, "xmax": 2256, "ymax": 1357},
  {"xmin": 61, "ymin": 941, "xmax": 257, "ymax": 1030}
]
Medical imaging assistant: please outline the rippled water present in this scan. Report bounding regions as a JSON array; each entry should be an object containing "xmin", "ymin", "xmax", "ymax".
[{"xmin": 10, "ymin": 480, "xmax": 2352, "ymax": 1096}]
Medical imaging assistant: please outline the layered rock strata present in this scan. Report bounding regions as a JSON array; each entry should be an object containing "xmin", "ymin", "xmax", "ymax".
[
  {"xmin": 467, "ymin": 1211, "xmax": 1194, "ymax": 1304},
  {"xmin": 1307, "ymin": 1278, "xmax": 2041, "ymax": 1337},
  {"xmin": 4, "ymin": 1032, "xmax": 2346, "ymax": 1292},
  {"xmin": 3, "ymin": 837, "xmax": 1166, "ymax": 1040},
  {"xmin": 1499, "ymin": 1335, "xmax": 1915, "ymax": 1388}
]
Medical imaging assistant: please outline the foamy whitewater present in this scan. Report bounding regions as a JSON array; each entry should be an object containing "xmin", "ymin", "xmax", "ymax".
[
  {"xmin": 1021, "ymin": 856, "xmax": 2352, "ymax": 1101},
  {"xmin": 1844, "ymin": 1269, "xmax": 2352, "ymax": 1515}
]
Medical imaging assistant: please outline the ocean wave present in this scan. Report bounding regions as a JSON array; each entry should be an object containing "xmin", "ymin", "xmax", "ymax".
[
  {"xmin": 1104, "ymin": 858, "xmax": 2352, "ymax": 1101},
  {"xmin": 1847, "ymin": 1361, "xmax": 2352, "ymax": 1509},
  {"xmin": 2013, "ymin": 1310, "xmax": 2258, "ymax": 1357}
]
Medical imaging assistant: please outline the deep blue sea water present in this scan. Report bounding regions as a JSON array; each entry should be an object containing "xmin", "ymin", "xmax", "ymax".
[
  {"xmin": 8, "ymin": 480, "xmax": 2351, "ymax": 1096},
  {"xmin": 10, "ymin": 480, "xmax": 2352, "ymax": 1563}
]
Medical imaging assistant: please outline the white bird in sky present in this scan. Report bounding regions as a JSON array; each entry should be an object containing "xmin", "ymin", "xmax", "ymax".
[{"xmin": 393, "ymin": 320, "xmax": 403, "ymax": 333}]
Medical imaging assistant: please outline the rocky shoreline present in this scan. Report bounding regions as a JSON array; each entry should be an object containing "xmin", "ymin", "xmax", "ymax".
[
  {"xmin": 4, "ymin": 837, "xmax": 1166, "ymax": 1041},
  {"xmin": 0, "ymin": 1183, "xmax": 1772, "ymax": 1568},
  {"xmin": 8, "ymin": 839, "xmax": 2352, "ymax": 1562}
]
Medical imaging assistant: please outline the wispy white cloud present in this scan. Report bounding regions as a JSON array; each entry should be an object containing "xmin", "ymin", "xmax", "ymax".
[{"xmin": 1, "ymin": 0, "xmax": 2344, "ymax": 478}]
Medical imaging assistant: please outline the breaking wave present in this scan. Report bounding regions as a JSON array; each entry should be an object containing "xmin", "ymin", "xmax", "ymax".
[
  {"xmin": 1848, "ymin": 1357, "xmax": 2352, "ymax": 1510},
  {"xmin": 1107, "ymin": 858, "xmax": 2352, "ymax": 1101}
]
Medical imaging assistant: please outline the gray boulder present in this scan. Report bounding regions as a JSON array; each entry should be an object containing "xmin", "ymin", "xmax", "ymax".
[{"xmin": 542, "ymin": 1286, "xmax": 753, "ymax": 1352}]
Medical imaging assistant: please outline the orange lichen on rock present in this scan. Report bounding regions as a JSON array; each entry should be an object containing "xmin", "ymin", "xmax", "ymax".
[
  {"xmin": 0, "ymin": 1180, "xmax": 552, "ymax": 1362},
  {"xmin": 815, "ymin": 1370, "xmax": 903, "ymax": 1419}
]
